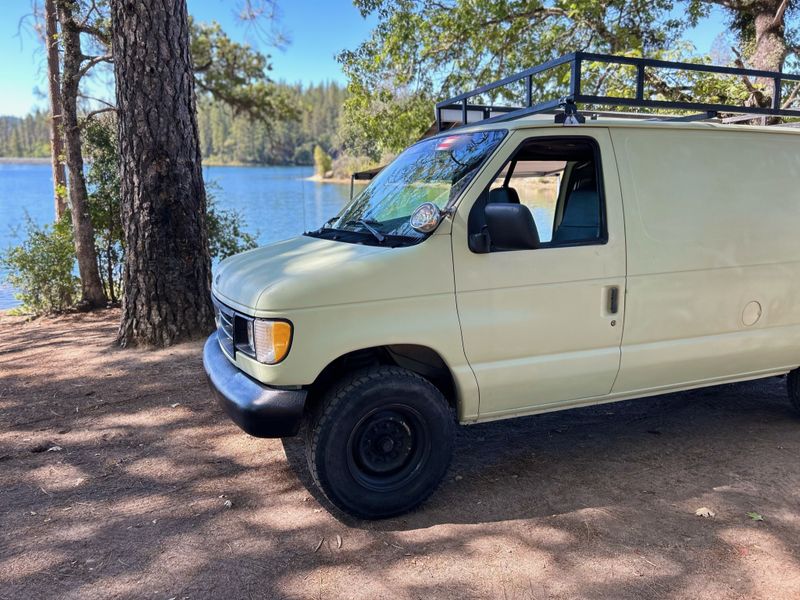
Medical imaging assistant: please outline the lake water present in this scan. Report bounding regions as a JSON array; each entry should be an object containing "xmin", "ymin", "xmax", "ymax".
[{"xmin": 0, "ymin": 163, "xmax": 355, "ymax": 310}]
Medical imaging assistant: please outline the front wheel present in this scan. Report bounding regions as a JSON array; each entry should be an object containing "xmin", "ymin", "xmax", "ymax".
[
  {"xmin": 789, "ymin": 369, "xmax": 800, "ymax": 415},
  {"xmin": 305, "ymin": 366, "xmax": 455, "ymax": 519}
]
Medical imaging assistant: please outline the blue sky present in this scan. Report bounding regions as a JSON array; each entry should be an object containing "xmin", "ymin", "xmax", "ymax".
[{"xmin": 0, "ymin": 0, "xmax": 726, "ymax": 117}]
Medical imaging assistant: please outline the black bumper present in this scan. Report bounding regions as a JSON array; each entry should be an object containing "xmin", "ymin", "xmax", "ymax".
[{"xmin": 203, "ymin": 332, "xmax": 307, "ymax": 438}]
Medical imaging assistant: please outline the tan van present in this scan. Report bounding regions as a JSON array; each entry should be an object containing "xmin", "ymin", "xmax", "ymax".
[{"xmin": 204, "ymin": 53, "xmax": 800, "ymax": 519}]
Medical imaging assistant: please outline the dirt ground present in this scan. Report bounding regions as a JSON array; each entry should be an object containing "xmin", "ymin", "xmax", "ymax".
[{"xmin": 1, "ymin": 310, "xmax": 799, "ymax": 600}]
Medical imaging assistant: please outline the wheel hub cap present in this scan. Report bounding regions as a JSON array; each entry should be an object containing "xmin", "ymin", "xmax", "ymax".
[{"xmin": 356, "ymin": 413, "xmax": 414, "ymax": 474}]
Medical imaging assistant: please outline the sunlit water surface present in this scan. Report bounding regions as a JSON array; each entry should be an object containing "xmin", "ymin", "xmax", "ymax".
[{"xmin": 0, "ymin": 163, "xmax": 353, "ymax": 309}]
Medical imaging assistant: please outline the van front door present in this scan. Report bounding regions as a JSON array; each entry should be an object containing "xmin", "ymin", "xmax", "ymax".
[{"xmin": 451, "ymin": 130, "xmax": 626, "ymax": 419}]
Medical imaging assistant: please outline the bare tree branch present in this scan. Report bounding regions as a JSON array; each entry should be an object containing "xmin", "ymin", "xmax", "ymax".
[
  {"xmin": 772, "ymin": 0, "xmax": 790, "ymax": 29},
  {"xmin": 78, "ymin": 53, "xmax": 112, "ymax": 78},
  {"xmin": 782, "ymin": 81, "xmax": 800, "ymax": 108},
  {"xmin": 731, "ymin": 46, "xmax": 769, "ymax": 106},
  {"xmin": 235, "ymin": 0, "xmax": 289, "ymax": 48},
  {"xmin": 77, "ymin": 22, "xmax": 110, "ymax": 45},
  {"xmin": 15, "ymin": 0, "xmax": 46, "ymax": 66},
  {"xmin": 78, "ymin": 0, "xmax": 100, "ymax": 28},
  {"xmin": 78, "ymin": 93, "xmax": 115, "ymax": 108},
  {"xmin": 643, "ymin": 71, "xmax": 696, "ymax": 103},
  {"xmin": 82, "ymin": 106, "xmax": 116, "ymax": 122}
]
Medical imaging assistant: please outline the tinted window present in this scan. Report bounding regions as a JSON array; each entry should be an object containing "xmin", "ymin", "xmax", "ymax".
[{"xmin": 472, "ymin": 138, "xmax": 605, "ymax": 250}]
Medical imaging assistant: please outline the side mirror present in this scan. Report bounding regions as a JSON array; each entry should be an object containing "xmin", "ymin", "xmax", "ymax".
[
  {"xmin": 410, "ymin": 202, "xmax": 442, "ymax": 233},
  {"xmin": 484, "ymin": 203, "xmax": 540, "ymax": 251}
]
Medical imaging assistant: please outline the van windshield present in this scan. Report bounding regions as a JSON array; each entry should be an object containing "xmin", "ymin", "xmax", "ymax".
[{"xmin": 315, "ymin": 130, "xmax": 507, "ymax": 244}]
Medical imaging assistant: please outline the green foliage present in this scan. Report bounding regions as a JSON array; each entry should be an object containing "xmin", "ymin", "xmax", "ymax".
[
  {"xmin": 0, "ymin": 12, "xmax": 309, "ymax": 161},
  {"xmin": 196, "ymin": 82, "xmax": 348, "ymax": 165},
  {"xmin": 0, "ymin": 216, "xmax": 79, "ymax": 315},
  {"xmin": 313, "ymin": 144, "xmax": 333, "ymax": 176},
  {"xmin": 83, "ymin": 116, "xmax": 124, "ymax": 303},
  {"xmin": 0, "ymin": 112, "xmax": 51, "ymax": 157},
  {"xmin": 1, "ymin": 83, "xmax": 348, "ymax": 167},
  {"xmin": 2, "ymin": 12, "xmax": 348, "ymax": 166},
  {"xmin": 190, "ymin": 18, "xmax": 297, "ymax": 124},
  {"xmin": 330, "ymin": 152, "xmax": 384, "ymax": 181},
  {"xmin": 337, "ymin": 0, "xmax": 800, "ymax": 141},
  {"xmin": 337, "ymin": 0, "xmax": 711, "ymax": 154},
  {"xmin": 206, "ymin": 186, "xmax": 258, "ymax": 260},
  {"xmin": 0, "ymin": 102, "xmax": 275, "ymax": 315}
]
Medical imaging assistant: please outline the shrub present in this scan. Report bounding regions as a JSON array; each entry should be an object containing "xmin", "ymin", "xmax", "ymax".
[
  {"xmin": 313, "ymin": 144, "xmax": 333, "ymax": 177},
  {"xmin": 206, "ymin": 184, "xmax": 258, "ymax": 260},
  {"xmin": 330, "ymin": 153, "xmax": 385, "ymax": 181},
  {"xmin": 84, "ymin": 116, "xmax": 124, "ymax": 303},
  {"xmin": 1, "ymin": 216, "xmax": 79, "ymax": 315}
]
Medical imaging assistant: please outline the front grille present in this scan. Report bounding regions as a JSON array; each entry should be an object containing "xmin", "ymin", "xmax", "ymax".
[
  {"xmin": 213, "ymin": 298, "xmax": 236, "ymax": 358},
  {"xmin": 213, "ymin": 296, "xmax": 257, "ymax": 360}
]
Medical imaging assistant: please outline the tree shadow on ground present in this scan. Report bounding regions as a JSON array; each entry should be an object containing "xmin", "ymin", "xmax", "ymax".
[
  {"xmin": 1, "ymin": 310, "xmax": 799, "ymax": 600},
  {"xmin": 284, "ymin": 377, "xmax": 799, "ymax": 526}
]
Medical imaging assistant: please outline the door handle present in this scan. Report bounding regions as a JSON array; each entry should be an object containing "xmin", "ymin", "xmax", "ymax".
[{"xmin": 607, "ymin": 286, "xmax": 620, "ymax": 315}]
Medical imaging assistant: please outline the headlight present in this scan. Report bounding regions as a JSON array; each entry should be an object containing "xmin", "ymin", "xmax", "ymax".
[{"xmin": 252, "ymin": 319, "xmax": 293, "ymax": 364}]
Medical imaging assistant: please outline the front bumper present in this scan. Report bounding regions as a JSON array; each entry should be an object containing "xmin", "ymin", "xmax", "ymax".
[{"xmin": 203, "ymin": 332, "xmax": 307, "ymax": 438}]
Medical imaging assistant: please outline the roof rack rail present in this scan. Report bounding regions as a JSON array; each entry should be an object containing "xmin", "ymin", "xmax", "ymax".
[{"xmin": 434, "ymin": 52, "xmax": 800, "ymax": 131}]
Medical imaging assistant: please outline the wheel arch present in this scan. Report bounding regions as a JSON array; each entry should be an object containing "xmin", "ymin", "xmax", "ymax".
[{"xmin": 305, "ymin": 344, "xmax": 460, "ymax": 418}]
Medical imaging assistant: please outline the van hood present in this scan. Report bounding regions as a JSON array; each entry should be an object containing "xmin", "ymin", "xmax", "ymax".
[{"xmin": 212, "ymin": 234, "xmax": 451, "ymax": 313}]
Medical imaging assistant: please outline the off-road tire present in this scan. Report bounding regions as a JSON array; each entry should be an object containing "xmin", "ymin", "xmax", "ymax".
[
  {"xmin": 304, "ymin": 366, "xmax": 455, "ymax": 519},
  {"xmin": 789, "ymin": 369, "xmax": 800, "ymax": 415}
]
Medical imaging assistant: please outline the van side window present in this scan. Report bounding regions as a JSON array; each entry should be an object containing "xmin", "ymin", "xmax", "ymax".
[{"xmin": 469, "ymin": 138, "xmax": 606, "ymax": 250}]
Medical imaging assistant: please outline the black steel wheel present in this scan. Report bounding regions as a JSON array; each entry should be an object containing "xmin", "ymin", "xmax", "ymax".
[
  {"xmin": 347, "ymin": 405, "xmax": 431, "ymax": 492},
  {"xmin": 305, "ymin": 366, "xmax": 454, "ymax": 519}
]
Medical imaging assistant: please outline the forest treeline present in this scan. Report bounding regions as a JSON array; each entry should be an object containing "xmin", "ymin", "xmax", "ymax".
[
  {"xmin": 0, "ymin": 112, "xmax": 51, "ymax": 157},
  {"xmin": 0, "ymin": 81, "xmax": 347, "ymax": 165}
]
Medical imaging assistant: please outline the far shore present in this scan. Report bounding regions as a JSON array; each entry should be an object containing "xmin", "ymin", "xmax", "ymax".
[
  {"xmin": 0, "ymin": 157, "xmax": 370, "ymax": 187},
  {"xmin": 305, "ymin": 173, "xmax": 366, "ymax": 185},
  {"xmin": 0, "ymin": 157, "xmax": 359, "ymax": 183},
  {"xmin": 0, "ymin": 156, "xmax": 315, "ymax": 168},
  {"xmin": 0, "ymin": 157, "xmax": 50, "ymax": 164}
]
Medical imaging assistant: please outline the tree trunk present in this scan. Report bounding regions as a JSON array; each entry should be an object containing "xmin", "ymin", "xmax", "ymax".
[
  {"xmin": 750, "ymin": 3, "xmax": 788, "ymax": 106},
  {"xmin": 722, "ymin": 0, "xmax": 789, "ymax": 123},
  {"xmin": 44, "ymin": 0, "xmax": 67, "ymax": 220},
  {"xmin": 111, "ymin": 0, "xmax": 215, "ymax": 347},
  {"xmin": 57, "ymin": 0, "xmax": 107, "ymax": 308}
]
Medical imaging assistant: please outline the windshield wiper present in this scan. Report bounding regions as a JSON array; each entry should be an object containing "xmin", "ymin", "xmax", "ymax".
[{"xmin": 346, "ymin": 219, "xmax": 385, "ymax": 243}]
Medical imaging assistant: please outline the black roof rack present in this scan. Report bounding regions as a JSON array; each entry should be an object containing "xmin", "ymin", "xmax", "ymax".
[{"xmin": 434, "ymin": 52, "xmax": 800, "ymax": 131}]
